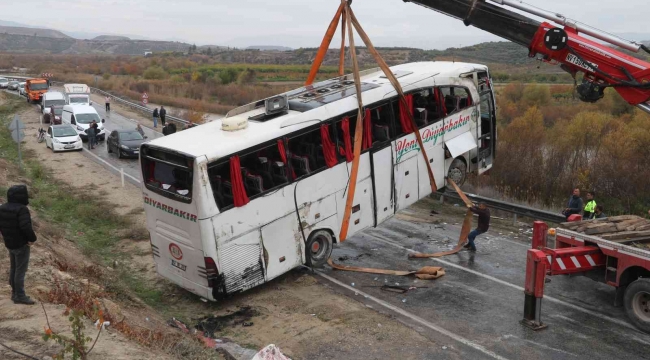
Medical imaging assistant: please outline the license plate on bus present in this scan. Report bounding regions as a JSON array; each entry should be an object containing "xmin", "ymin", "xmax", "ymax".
[
  {"xmin": 171, "ymin": 259, "xmax": 187, "ymax": 271},
  {"xmin": 64, "ymin": 145, "xmax": 75, "ymax": 149}
]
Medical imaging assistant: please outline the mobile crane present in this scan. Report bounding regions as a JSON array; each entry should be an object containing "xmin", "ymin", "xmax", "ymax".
[
  {"xmin": 399, "ymin": 0, "xmax": 650, "ymax": 332},
  {"xmin": 403, "ymin": 0, "xmax": 650, "ymax": 113}
]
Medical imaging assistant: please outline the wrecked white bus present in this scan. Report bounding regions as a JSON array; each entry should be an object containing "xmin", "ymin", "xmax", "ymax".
[{"xmin": 140, "ymin": 62, "xmax": 497, "ymax": 301}]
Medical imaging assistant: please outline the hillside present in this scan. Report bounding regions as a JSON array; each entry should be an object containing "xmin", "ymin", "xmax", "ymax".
[
  {"xmin": 0, "ymin": 25, "xmax": 70, "ymax": 39},
  {"xmin": 93, "ymin": 35, "xmax": 130, "ymax": 41}
]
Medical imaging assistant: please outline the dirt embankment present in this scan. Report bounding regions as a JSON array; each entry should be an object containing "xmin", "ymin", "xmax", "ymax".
[{"xmin": 1, "ymin": 93, "xmax": 443, "ymax": 359}]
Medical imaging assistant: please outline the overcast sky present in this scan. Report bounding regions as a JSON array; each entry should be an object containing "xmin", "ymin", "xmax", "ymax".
[{"xmin": 3, "ymin": 0, "xmax": 648, "ymax": 49}]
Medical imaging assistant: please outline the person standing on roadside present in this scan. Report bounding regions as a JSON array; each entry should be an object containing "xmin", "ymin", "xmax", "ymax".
[
  {"xmin": 152, "ymin": 107, "xmax": 159, "ymax": 128},
  {"xmin": 160, "ymin": 106, "xmax": 166, "ymax": 127},
  {"xmin": 464, "ymin": 202, "xmax": 490, "ymax": 252},
  {"xmin": 0, "ymin": 185, "xmax": 37, "ymax": 305},
  {"xmin": 583, "ymin": 191, "xmax": 597, "ymax": 219},
  {"xmin": 92, "ymin": 121, "xmax": 100, "ymax": 147},
  {"xmin": 105, "ymin": 96, "xmax": 111, "ymax": 112},
  {"xmin": 85, "ymin": 123, "xmax": 97, "ymax": 149},
  {"xmin": 594, "ymin": 205, "xmax": 607, "ymax": 219},
  {"xmin": 562, "ymin": 187, "xmax": 584, "ymax": 221}
]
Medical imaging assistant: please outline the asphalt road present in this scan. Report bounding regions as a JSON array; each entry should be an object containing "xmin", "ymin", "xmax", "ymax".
[{"xmin": 318, "ymin": 207, "xmax": 650, "ymax": 360}]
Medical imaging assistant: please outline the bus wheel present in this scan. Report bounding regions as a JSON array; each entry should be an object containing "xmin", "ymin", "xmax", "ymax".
[
  {"xmin": 448, "ymin": 158, "xmax": 467, "ymax": 186},
  {"xmin": 624, "ymin": 278, "xmax": 650, "ymax": 333},
  {"xmin": 306, "ymin": 230, "xmax": 333, "ymax": 268}
]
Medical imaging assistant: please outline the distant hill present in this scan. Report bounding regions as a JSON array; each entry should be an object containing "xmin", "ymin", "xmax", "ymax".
[
  {"xmin": 0, "ymin": 25, "xmax": 71, "ymax": 39},
  {"xmin": 246, "ymin": 45, "xmax": 292, "ymax": 51},
  {"xmin": 92, "ymin": 35, "xmax": 130, "ymax": 41}
]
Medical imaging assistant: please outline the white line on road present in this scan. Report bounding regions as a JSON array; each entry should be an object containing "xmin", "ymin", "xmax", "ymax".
[
  {"xmin": 367, "ymin": 234, "xmax": 641, "ymax": 332},
  {"xmin": 314, "ymin": 270, "xmax": 511, "ymax": 360},
  {"xmin": 81, "ymin": 147, "xmax": 141, "ymax": 184}
]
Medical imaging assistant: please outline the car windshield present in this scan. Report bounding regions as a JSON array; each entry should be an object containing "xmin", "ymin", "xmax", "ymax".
[
  {"xmin": 119, "ymin": 131, "xmax": 144, "ymax": 141},
  {"xmin": 52, "ymin": 108, "xmax": 63, "ymax": 116},
  {"xmin": 9, "ymin": 81, "xmax": 18, "ymax": 85},
  {"xmin": 75, "ymin": 113, "xmax": 100, "ymax": 124},
  {"xmin": 44, "ymin": 99, "xmax": 66, "ymax": 107},
  {"xmin": 30, "ymin": 83, "xmax": 48, "ymax": 90},
  {"xmin": 69, "ymin": 97, "xmax": 88, "ymax": 104},
  {"xmin": 53, "ymin": 127, "xmax": 78, "ymax": 137}
]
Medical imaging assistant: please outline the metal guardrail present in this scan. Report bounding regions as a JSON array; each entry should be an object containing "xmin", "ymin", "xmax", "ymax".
[{"xmin": 441, "ymin": 191, "xmax": 566, "ymax": 224}]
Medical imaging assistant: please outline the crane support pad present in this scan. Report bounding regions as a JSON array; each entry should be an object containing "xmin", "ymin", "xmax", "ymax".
[{"xmin": 542, "ymin": 246, "xmax": 605, "ymax": 275}]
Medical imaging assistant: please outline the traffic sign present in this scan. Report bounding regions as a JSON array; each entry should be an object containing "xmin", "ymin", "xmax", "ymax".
[
  {"xmin": 11, "ymin": 131, "xmax": 25, "ymax": 143},
  {"xmin": 8, "ymin": 115, "xmax": 23, "ymax": 131}
]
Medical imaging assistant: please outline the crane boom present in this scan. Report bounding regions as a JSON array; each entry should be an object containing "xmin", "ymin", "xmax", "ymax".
[{"xmin": 404, "ymin": 0, "xmax": 650, "ymax": 113}]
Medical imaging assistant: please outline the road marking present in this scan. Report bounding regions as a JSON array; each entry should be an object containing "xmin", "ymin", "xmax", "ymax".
[
  {"xmin": 367, "ymin": 234, "xmax": 642, "ymax": 332},
  {"xmin": 314, "ymin": 270, "xmax": 511, "ymax": 360},
  {"xmin": 81, "ymin": 147, "xmax": 141, "ymax": 184}
]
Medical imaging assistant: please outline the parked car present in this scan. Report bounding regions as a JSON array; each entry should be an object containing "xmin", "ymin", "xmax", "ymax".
[
  {"xmin": 8, "ymin": 81, "xmax": 20, "ymax": 91},
  {"xmin": 61, "ymin": 105, "xmax": 106, "ymax": 141},
  {"xmin": 0, "ymin": 77, "xmax": 8, "ymax": 88},
  {"xmin": 18, "ymin": 82, "xmax": 26, "ymax": 96},
  {"xmin": 107, "ymin": 129, "xmax": 147, "ymax": 158},
  {"xmin": 44, "ymin": 124, "xmax": 83, "ymax": 152}
]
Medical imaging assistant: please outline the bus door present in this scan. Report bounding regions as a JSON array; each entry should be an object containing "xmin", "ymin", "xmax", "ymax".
[
  {"xmin": 368, "ymin": 105, "xmax": 395, "ymax": 225},
  {"xmin": 477, "ymin": 71, "xmax": 496, "ymax": 173}
]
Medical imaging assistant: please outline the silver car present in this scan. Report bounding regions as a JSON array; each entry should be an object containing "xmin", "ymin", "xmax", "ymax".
[
  {"xmin": 18, "ymin": 82, "xmax": 26, "ymax": 96},
  {"xmin": 0, "ymin": 78, "xmax": 8, "ymax": 89},
  {"xmin": 8, "ymin": 81, "xmax": 20, "ymax": 91}
]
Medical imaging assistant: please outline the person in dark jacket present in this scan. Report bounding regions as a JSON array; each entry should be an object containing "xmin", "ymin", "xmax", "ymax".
[
  {"xmin": 464, "ymin": 202, "xmax": 490, "ymax": 252},
  {"xmin": 562, "ymin": 188, "xmax": 584, "ymax": 221},
  {"xmin": 0, "ymin": 185, "xmax": 37, "ymax": 305},
  {"xmin": 152, "ymin": 107, "xmax": 159, "ymax": 128},
  {"xmin": 159, "ymin": 106, "xmax": 166, "ymax": 126},
  {"xmin": 594, "ymin": 205, "xmax": 606, "ymax": 219}
]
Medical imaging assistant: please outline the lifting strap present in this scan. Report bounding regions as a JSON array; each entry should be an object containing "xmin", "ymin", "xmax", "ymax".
[{"xmin": 327, "ymin": 258, "xmax": 445, "ymax": 280}]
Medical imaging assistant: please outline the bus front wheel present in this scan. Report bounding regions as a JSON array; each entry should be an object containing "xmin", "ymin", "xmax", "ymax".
[
  {"xmin": 306, "ymin": 230, "xmax": 333, "ymax": 268},
  {"xmin": 448, "ymin": 158, "xmax": 467, "ymax": 186}
]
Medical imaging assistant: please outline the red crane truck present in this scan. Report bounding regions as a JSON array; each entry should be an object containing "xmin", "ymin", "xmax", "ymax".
[{"xmin": 397, "ymin": 0, "xmax": 650, "ymax": 332}]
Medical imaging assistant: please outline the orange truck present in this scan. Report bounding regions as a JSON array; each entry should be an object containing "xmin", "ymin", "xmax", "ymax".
[{"xmin": 25, "ymin": 78, "xmax": 49, "ymax": 103}]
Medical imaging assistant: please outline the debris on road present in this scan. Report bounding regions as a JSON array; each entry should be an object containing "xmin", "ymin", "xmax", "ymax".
[
  {"xmin": 194, "ymin": 306, "xmax": 260, "ymax": 337},
  {"xmin": 252, "ymin": 344, "xmax": 291, "ymax": 360}
]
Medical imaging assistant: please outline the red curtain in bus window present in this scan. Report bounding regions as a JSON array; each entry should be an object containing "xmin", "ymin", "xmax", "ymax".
[
  {"xmin": 435, "ymin": 88, "xmax": 447, "ymax": 116},
  {"xmin": 363, "ymin": 108, "xmax": 372, "ymax": 150},
  {"xmin": 277, "ymin": 139, "xmax": 295, "ymax": 180},
  {"xmin": 467, "ymin": 93, "xmax": 472, "ymax": 106},
  {"xmin": 320, "ymin": 124, "xmax": 337, "ymax": 168},
  {"xmin": 230, "ymin": 155, "xmax": 249, "ymax": 207},
  {"xmin": 340, "ymin": 117, "xmax": 353, "ymax": 162},
  {"xmin": 146, "ymin": 161, "xmax": 155, "ymax": 183},
  {"xmin": 399, "ymin": 94, "xmax": 415, "ymax": 133}
]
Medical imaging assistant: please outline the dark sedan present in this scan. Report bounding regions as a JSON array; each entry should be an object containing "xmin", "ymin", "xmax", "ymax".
[{"xmin": 107, "ymin": 129, "xmax": 147, "ymax": 158}]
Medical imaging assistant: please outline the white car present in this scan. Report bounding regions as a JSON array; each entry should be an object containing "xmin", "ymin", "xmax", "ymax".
[
  {"xmin": 45, "ymin": 124, "xmax": 83, "ymax": 152},
  {"xmin": 18, "ymin": 82, "xmax": 26, "ymax": 96},
  {"xmin": 0, "ymin": 77, "xmax": 8, "ymax": 89}
]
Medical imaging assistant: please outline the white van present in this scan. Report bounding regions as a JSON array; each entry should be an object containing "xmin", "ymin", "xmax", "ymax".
[
  {"xmin": 61, "ymin": 105, "xmax": 106, "ymax": 141},
  {"xmin": 63, "ymin": 84, "xmax": 91, "ymax": 106},
  {"xmin": 41, "ymin": 92, "xmax": 67, "ymax": 114}
]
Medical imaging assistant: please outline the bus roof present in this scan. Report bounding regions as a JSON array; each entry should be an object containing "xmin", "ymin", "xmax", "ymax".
[{"xmin": 147, "ymin": 61, "xmax": 487, "ymax": 161}]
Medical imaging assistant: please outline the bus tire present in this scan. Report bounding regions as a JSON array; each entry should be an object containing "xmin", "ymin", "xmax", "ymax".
[
  {"xmin": 306, "ymin": 230, "xmax": 333, "ymax": 268},
  {"xmin": 624, "ymin": 278, "xmax": 650, "ymax": 333},
  {"xmin": 448, "ymin": 158, "xmax": 467, "ymax": 186}
]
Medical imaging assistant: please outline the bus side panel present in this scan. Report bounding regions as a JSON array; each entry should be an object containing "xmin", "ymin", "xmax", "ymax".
[
  {"xmin": 261, "ymin": 214, "xmax": 303, "ymax": 281},
  {"xmin": 372, "ymin": 145, "xmax": 395, "ymax": 225},
  {"xmin": 417, "ymin": 143, "xmax": 445, "ymax": 199},
  {"xmin": 395, "ymin": 156, "xmax": 419, "ymax": 211},
  {"xmin": 335, "ymin": 154, "xmax": 374, "ymax": 238}
]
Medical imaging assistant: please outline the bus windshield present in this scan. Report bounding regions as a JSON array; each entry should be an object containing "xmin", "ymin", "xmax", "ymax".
[{"xmin": 141, "ymin": 146, "xmax": 193, "ymax": 203}]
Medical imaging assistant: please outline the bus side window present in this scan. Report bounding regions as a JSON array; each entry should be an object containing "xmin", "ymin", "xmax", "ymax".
[
  {"xmin": 240, "ymin": 143, "xmax": 286, "ymax": 196},
  {"xmin": 287, "ymin": 128, "xmax": 328, "ymax": 177},
  {"xmin": 441, "ymin": 86, "xmax": 472, "ymax": 116},
  {"xmin": 208, "ymin": 162, "xmax": 233, "ymax": 210},
  {"xmin": 370, "ymin": 106, "xmax": 391, "ymax": 144},
  {"xmin": 412, "ymin": 89, "xmax": 442, "ymax": 128}
]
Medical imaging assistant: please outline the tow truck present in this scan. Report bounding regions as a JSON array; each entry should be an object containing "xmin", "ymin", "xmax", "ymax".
[{"xmin": 399, "ymin": 0, "xmax": 650, "ymax": 332}]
